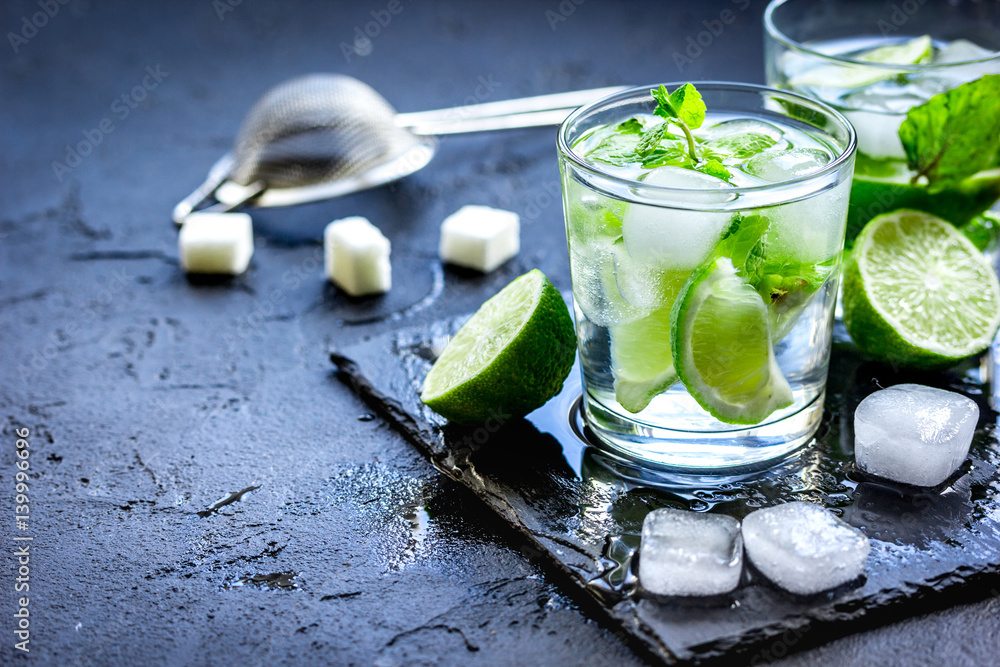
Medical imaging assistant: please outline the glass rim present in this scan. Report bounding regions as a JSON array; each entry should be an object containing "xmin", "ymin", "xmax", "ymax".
[
  {"xmin": 557, "ymin": 81, "xmax": 857, "ymax": 198},
  {"xmin": 764, "ymin": 0, "xmax": 1000, "ymax": 71}
]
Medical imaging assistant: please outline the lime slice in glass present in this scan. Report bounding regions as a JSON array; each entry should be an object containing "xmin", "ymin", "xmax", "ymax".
[
  {"xmin": 843, "ymin": 209, "xmax": 1000, "ymax": 369},
  {"xmin": 671, "ymin": 257, "xmax": 793, "ymax": 425},
  {"xmin": 789, "ymin": 35, "xmax": 933, "ymax": 89},
  {"xmin": 421, "ymin": 269, "xmax": 576, "ymax": 423},
  {"xmin": 607, "ymin": 244, "xmax": 687, "ymax": 413},
  {"xmin": 858, "ymin": 34, "xmax": 933, "ymax": 65}
]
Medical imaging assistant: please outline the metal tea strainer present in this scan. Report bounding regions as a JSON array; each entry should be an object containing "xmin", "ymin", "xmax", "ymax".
[{"xmin": 172, "ymin": 73, "xmax": 626, "ymax": 223}]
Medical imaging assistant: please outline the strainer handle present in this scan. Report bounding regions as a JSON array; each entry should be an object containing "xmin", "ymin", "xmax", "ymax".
[
  {"xmin": 403, "ymin": 108, "xmax": 581, "ymax": 135},
  {"xmin": 396, "ymin": 86, "xmax": 629, "ymax": 128},
  {"xmin": 172, "ymin": 155, "xmax": 234, "ymax": 224},
  {"xmin": 172, "ymin": 154, "xmax": 266, "ymax": 223}
]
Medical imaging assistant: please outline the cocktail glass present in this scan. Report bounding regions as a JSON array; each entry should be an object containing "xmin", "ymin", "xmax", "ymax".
[{"xmin": 558, "ymin": 83, "xmax": 856, "ymax": 471}]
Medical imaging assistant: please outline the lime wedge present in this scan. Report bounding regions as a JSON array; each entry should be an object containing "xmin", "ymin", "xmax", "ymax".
[
  {"xmin": 607, "ymin": 252, "xmax": 688, "ymax": 412},
  {"xmin": 671, "ymin": 257, "xmax": 793, "ymax": 425},
  {"xmin": 843, "ymin": 209, "xmax": 1000, "ymax": 369},
  {"xmin": 858, "ymin": 34, "xmax": 933, "ymax": 65},
  {"xmin": 421, "ymin": 269, "xmax": 576, "ymax": 423},
  {"xmin": 610, "ymin": 306, "xmax": 677, "ymax": 413},
  {"xmin": 789, "ymin": 35, "xmax": 933, "ymax": 89}
]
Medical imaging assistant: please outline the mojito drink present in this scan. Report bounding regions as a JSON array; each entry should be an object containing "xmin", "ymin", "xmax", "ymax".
[
  {"xmin": 558, "ymin": 83, "xmax": 856, "ymax": 469},
  {"xmin": 765, "ymin": 1, "xmax": 1000, "ymax": 242}
]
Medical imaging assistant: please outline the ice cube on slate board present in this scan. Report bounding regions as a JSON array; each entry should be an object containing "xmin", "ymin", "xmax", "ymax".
[
  {"xmin": 854, "ymin": 383, "xmax": 978, "ymax": 487},
  {"xmin": 742, "ymin": 502, "xmax": 869, "ymax": 596},
  {"xmin": 639, "ymin": 508, "xmax": 743, "ymax": 596}
]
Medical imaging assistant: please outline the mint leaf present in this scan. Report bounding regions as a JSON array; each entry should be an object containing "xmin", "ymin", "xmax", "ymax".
[
  {"xmin": 715, "ymin": 214, "xmax": 770, "ymax": 279},
  {"xmin": 651, "ymin": 83, "xmax": 706, "ymax": 129},
  {"xmin": 616, "ymin": 117, "xmax": 644, "ymax": 134},
  {"xmin": 651, "ymin": 83, "xmax": 706, "ymax": 163},
  {"xmin": 651, "ymin": 85, "xmax": 673, "ymax": 118},
  {"xmin": 755, "ymin": 259, "xmax": 834, "ymax": 339},
  {"xmin": 696, "ymin": 158, "xmax": 732, "ymax": 182},
  {"xmin": 708, "ymin": 132, "xmax": 778, "ymax": 159},
  {"xmin": 667, "ymin": 83, "xmax": 706, "ymax": 130},
  {"xmin": 899, "ymin": 74, "xmax": 1000, "ymax": 190},
  {"xmin": 636, "ymin": 124, "xmax": 669, "ymax": 157},
  {"xmin": 639, "ymin": 143, "xmax": 685, "ymax": 169},
  {"xmin": 585, "ymin": 133, "xmax": 642, "ymax": 166}
]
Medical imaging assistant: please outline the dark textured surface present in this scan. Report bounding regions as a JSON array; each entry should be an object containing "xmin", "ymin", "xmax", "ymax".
[
  {"xmin": 331, "ymin": 317, "xmax": 1000, "ymax": 665},
  {"xmin": 2, "ymin": 0, "xmax": 999, "ymax": 665}
]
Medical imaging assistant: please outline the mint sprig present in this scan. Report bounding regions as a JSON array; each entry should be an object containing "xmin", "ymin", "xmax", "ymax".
[
  {"xmin": 696, "ymin": 158, "xmax": 732, "ymax": 182},
  {"xmin": 615, "ymin": 117, "xmax": 644, "ymax": 134},
  {"xmin": 899, "ymin": 74, "xmax": 1000, "ymax": 190},
  {"xmin": 650, "ymin": 83, "xmax": 706, "ymax": 164}
]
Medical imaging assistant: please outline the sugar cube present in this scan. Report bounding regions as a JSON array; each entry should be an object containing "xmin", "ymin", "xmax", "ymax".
[
  {"xmin": 178, "ymin": 212, "xmax": 254, "ymax": 275},
  {"xmin": 742, "ymin": 502, "xmax": 869, "ymax": 596},
  {"xmin": 439, "ymin": 205, "xmax": 519, "ymax": 272},
  {"xmin": 324, "ymin": 216, "xmax": 391, "ymax": 297},
  {"xmin": 639, "ymin": 508, "xmax": 743, "ymax": 597},
  {"xmin": 854, "ymin": 383, "xmax": 978, "ymax": 487}
]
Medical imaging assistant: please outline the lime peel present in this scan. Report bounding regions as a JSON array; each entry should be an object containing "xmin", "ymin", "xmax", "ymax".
[{"xmin": 671, "ymin": 257, "xmax": 793, "ymax": 425}]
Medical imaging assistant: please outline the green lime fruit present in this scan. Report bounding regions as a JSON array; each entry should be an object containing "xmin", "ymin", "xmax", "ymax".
[
  {"xmin": 420, "ymin": 269, "xmax": 576, "ymax": 424},
  {"xmin": 671, "ymin": 257, "xmax": 793, "ymax": 425},
  {"xmin": 610, "ymin": 305, "xmax": 678, "ymax": 413},
  {"xmin": 848, "ymin": 157, "xmax": 1000, "ymax": 242},
  {"xmin": 843, "ymin": 209, "xmax": 1000, "ymax": 369},
  {"xmin": 858, "ymin": 34, "xmax": 933, "ymax": 65},
  {"xmin": 607, "ymin": 251, "xmax": 688, "ymax": 413}
]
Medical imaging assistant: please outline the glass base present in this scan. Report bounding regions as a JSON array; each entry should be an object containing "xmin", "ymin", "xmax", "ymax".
[{"xmin": 583, "ymin": 391, "xmax": 825, "ymax": 474}]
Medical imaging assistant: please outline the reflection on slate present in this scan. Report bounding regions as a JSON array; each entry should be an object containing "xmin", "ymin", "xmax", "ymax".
[
  {"xmin": 331, "ymin": 319, "xmax": 1000, "ymax": 665},
  {"xmin": 846, "ymin": 477, "xmax": 976, "ymax": 548}
]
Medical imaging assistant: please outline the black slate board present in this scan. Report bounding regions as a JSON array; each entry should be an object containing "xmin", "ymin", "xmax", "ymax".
[{"xmin": 330, "ymin": 319, "xmax": 1000, "ymax": 665}]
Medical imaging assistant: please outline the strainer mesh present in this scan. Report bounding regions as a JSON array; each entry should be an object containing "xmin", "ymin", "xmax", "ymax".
[{"xmin": 229, "ymin": 74, "xmax": 420, "ymax": 188}]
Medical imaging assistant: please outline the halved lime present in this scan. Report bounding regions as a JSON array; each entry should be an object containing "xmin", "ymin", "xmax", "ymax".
[
  {"xmin": 848, "ymin": 157, "xmax": 1000, "ymax": 241},
  {"xmin": 671, "ymin": 257, "xmax": 793, "ymax": 425},
  {"xmin": 421, "ymin": 269, "xmax": 576, "ymax": 423},
  {"xmin": 789, "ymin": 35, "xmax": 933, "ymax": 89},
  {"xmin": 843, "ymin": 209, "xmax": 1000, "ymax": 369}
]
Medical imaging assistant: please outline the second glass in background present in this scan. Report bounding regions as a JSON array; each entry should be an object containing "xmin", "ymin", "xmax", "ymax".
[{"xmin": 765, "ymin": 0, "xmax": 1000, "ymax": 241}]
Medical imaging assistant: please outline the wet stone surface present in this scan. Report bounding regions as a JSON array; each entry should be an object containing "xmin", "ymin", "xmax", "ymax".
[
  {"xmin": 3, "ymin": 0, "xmax": 1000, "ymax": 665},
  {"xmin": 331, "ymin": 320, "xmax": 1000, "ymax": 664}
]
